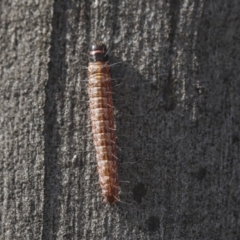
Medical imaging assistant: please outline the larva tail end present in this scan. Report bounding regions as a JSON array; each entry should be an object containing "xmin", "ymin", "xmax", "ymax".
[{"xmin": 104, "ymin": 195, "xmax": 118, "ymax": 204}]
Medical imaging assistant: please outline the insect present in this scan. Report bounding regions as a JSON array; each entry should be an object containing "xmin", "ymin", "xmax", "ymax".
[{"xmin": 88, "ymin": 42, "xmax": 119, "ymax": 203}]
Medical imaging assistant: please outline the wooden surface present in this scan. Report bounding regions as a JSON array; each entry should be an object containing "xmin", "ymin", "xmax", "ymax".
[{"xmin": 1, "ymin": 0, "xmax": 240, "ymax": 239}]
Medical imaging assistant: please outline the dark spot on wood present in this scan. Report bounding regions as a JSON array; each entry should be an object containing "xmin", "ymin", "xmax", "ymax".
[
  {"xmin": 196, "ymin": 167, "xmax": 207, "ymax": 181},
  {"xmin": 146, "ymin": 216, "xmax": 159, "ymax": 232},
  {"xmin": 223, "ymin": 77, "xmax": 229, "ymax": 83},
  {"xmin": 132, "ymin": 182, "xmax": 147, "ymax": 204},
  {"xmin": 232, "ymin": 134, "xmax": 239, "ymax": 144}
]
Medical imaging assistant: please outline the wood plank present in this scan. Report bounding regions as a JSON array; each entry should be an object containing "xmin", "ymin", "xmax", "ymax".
[{"xmin": 1, "ymin": 0, "xmax": 240, "ymax": 239}]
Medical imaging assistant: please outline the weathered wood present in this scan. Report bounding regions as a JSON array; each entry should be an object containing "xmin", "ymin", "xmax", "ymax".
[
  {"xmin": 1, "ymin": 0, "xmax": 240, "ymax": 239},
  {"xmin": 0, "ymin": 0, "xmax": 53, "ymax": 239}
]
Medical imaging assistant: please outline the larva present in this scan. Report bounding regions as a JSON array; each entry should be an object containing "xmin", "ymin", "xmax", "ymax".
[{"xmin": 88, "ymin": 42, "xmax": 119, "ymax": 203}]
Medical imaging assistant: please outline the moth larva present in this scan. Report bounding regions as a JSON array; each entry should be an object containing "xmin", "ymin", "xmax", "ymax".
[{"xmin": 88, "ymin": 42, "xmax": 119, "ymax": 203}]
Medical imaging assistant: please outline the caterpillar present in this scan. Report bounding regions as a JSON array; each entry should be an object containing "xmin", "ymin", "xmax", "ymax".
[{"xmin": 88, "ymin": 42, "xmax": 119, "ymax": 203}]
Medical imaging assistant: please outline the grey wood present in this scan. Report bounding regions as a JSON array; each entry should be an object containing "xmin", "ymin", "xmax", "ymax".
[
  {"xmin": 0, "ymin": 0, "xmax": 53, "ymax": 239},
  {"xmin": 1, "ymin": 0, "xmax": 240, "ymax": 239}
]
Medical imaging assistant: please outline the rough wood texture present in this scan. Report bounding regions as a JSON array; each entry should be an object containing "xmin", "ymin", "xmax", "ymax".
[
  {"xmin": 1, "ymin": 0, "xmax": 240, "ymax": 239},
  {"xmin": 0, "ymin": 1, "xmax": 53, "ymax": 239}
]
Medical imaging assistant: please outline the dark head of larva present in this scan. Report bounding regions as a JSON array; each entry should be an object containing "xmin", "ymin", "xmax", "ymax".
[{"xmin": 89, "ymin": 42, "xmax": 108, "ymax": 62}]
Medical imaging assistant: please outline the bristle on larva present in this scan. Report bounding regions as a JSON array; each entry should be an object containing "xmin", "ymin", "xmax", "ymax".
[{"xmin": 88, "ymin": 42, "xmax": 119, "ymax": 204}]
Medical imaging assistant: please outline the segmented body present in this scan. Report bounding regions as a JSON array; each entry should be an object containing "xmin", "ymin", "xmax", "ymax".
[{"xmin": 88, "ymin": 43, "xmax": 119, "ymax": 203}]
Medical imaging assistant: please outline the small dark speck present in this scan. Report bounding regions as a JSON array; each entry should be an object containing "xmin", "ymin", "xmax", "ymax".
[
  {"xmin": 223, "ymin": 77, "xmax": 229, "ymax": 83},
  {"xmin": 146, "ymin": 216, "xmax": 159, "ymax": 232},
  {"xmin": 132, "ymin": 183, "xmax": 147, "ymax": 204},
  {"xmin": 14, "ymin": 92, "xmax": 20, "ymax": 98},
  {"xmin": 132, "ymin": 85, "xmax": 140, "ymax": 92},
  {"xmin": 232, "ymin": 134, "xmax": 239, "ymax": 144},
  {"xmin": 196, "ymin": 167, "xmax": 207, "ymax": 181}
]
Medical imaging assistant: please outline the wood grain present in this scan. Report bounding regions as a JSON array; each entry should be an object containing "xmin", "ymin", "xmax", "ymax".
[{"xmin": 1, "ymin": 0, "xmax": 240, "ymax": 239}]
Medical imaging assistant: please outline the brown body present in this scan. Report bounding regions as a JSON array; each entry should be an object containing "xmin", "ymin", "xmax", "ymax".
[{"xmin": 88, "ymin": 46, "xmax": 119, "ymax": 203}]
